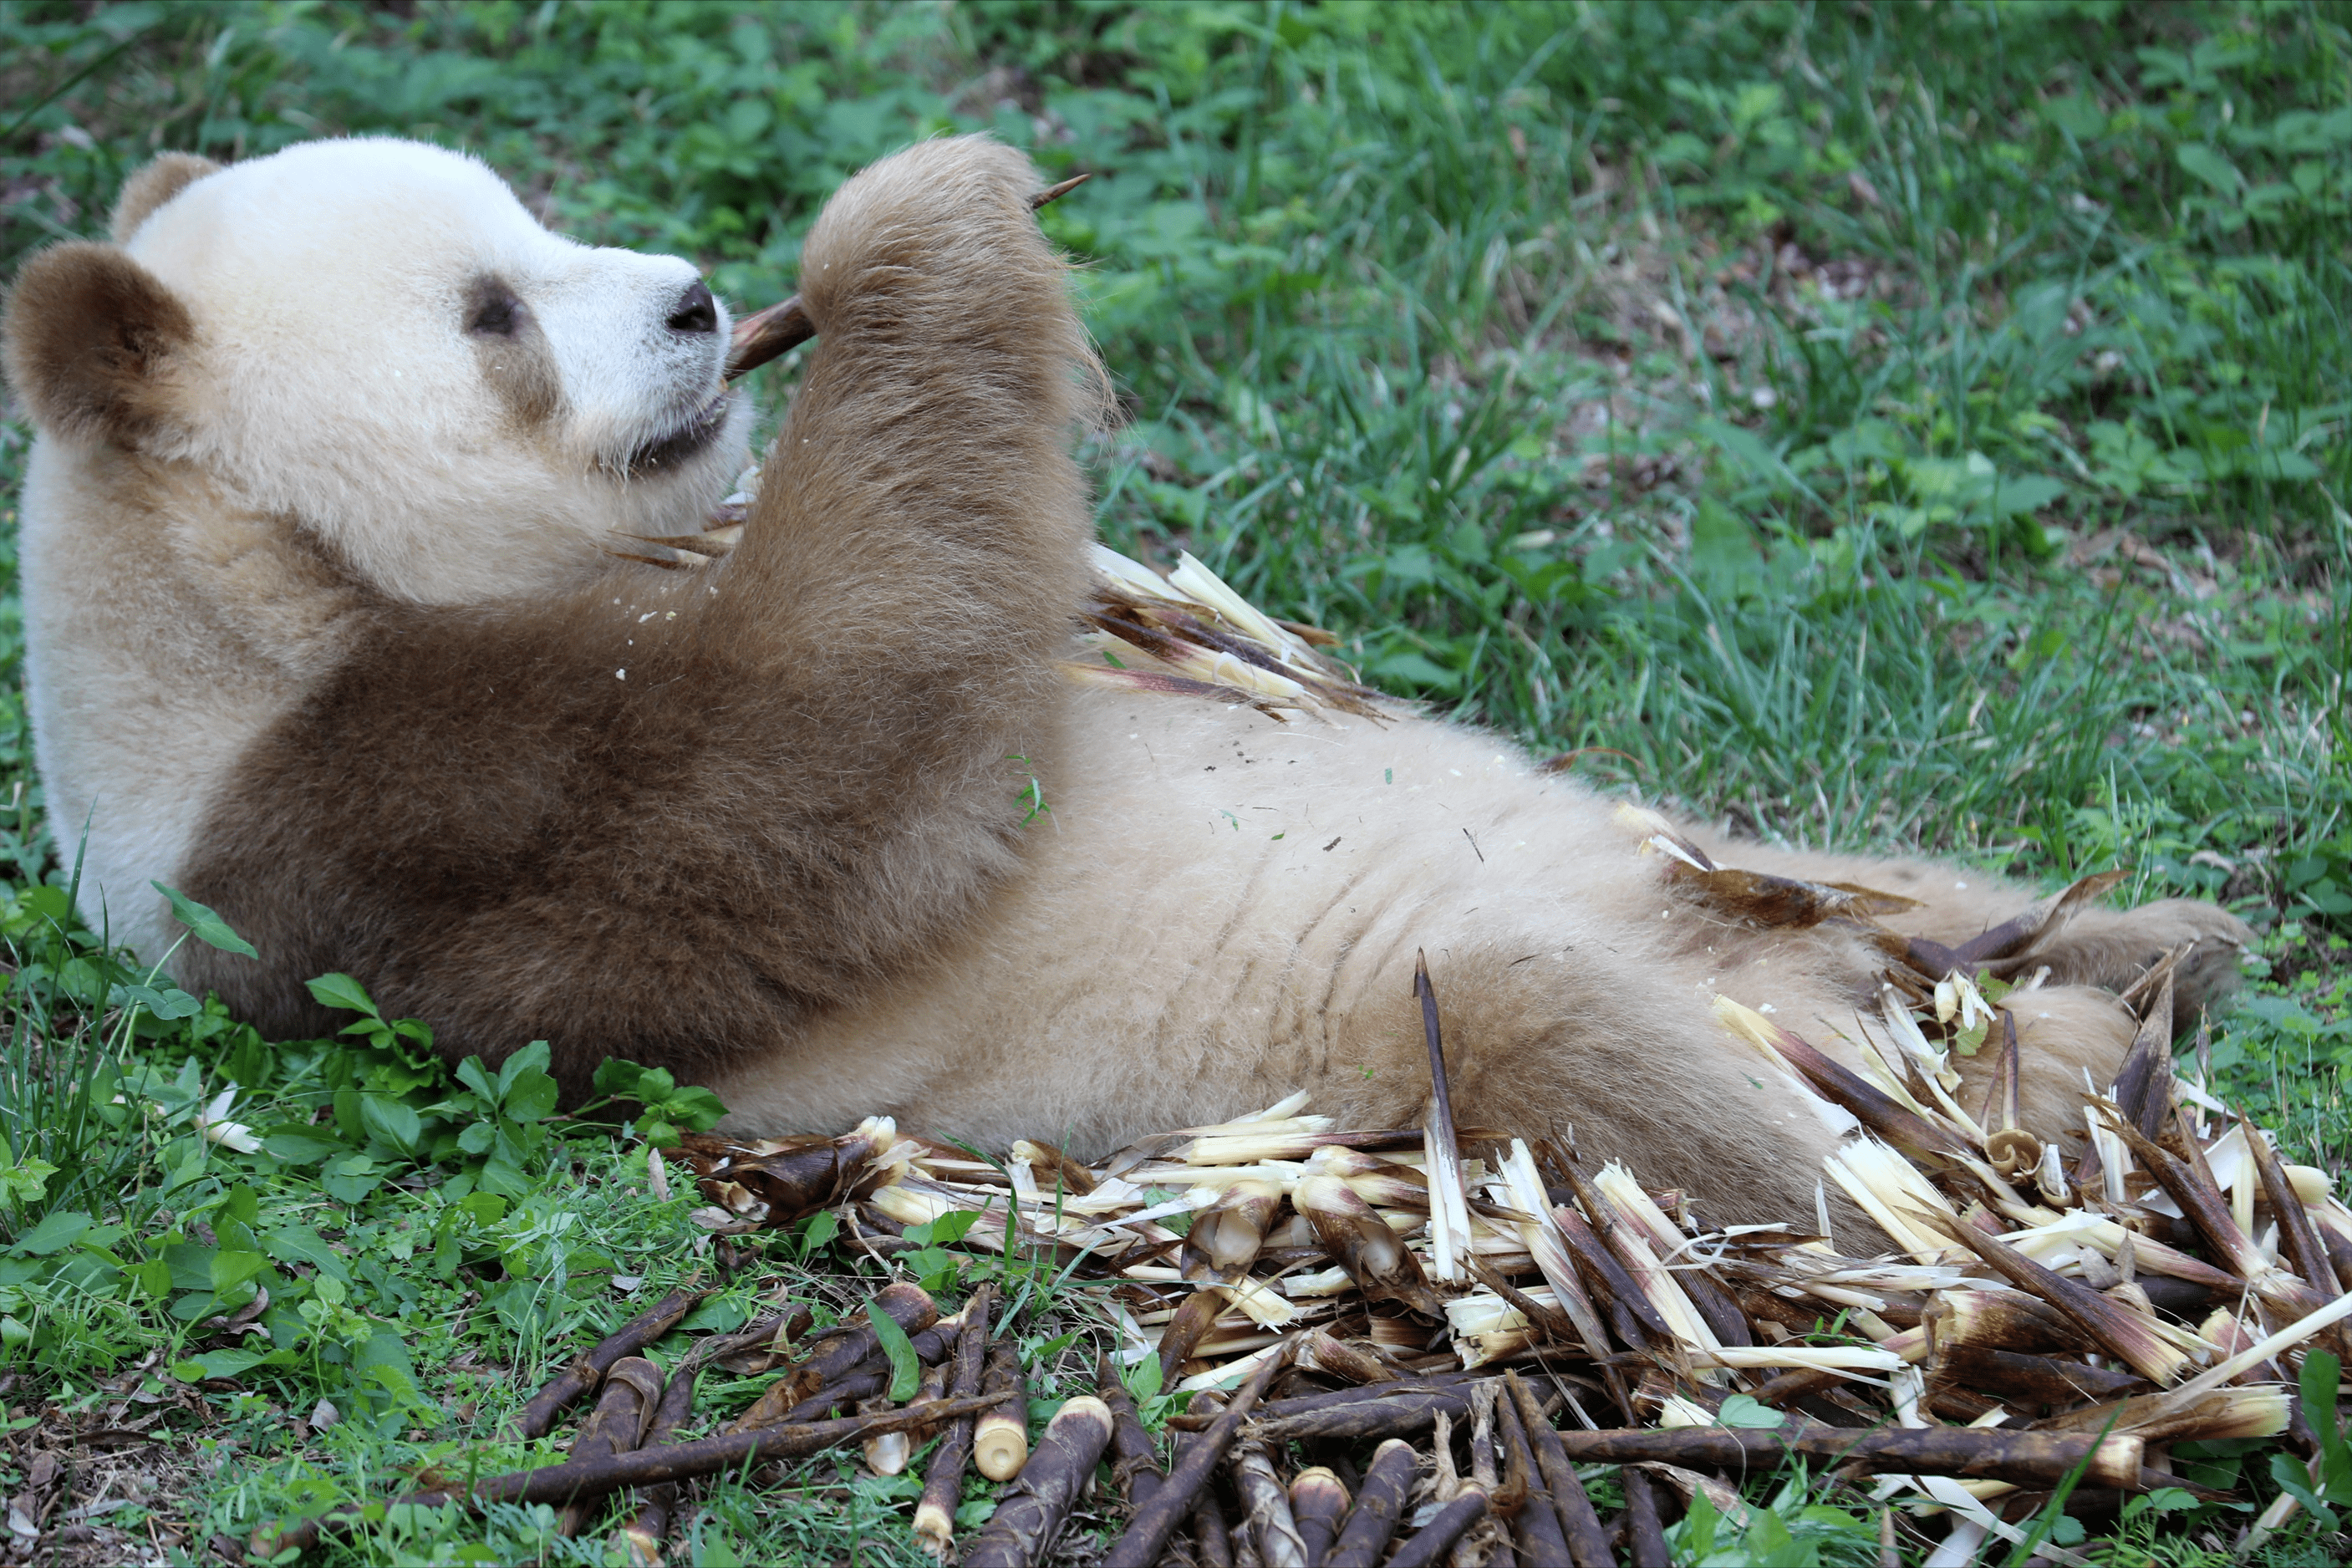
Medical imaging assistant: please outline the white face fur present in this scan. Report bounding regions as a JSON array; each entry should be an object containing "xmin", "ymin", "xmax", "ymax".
[{"xmin": 123, "ymin": 137, "xmax": 753, "ymax": 602}]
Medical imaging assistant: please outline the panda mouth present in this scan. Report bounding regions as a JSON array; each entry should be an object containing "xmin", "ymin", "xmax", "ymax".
[{"xmin": 617, "ymin": 389, "xmax": 733, "ymax": 476}]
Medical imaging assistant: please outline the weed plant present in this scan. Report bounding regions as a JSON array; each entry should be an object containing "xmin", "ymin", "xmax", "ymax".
[{"xmin": 0, "ymin": 2, "xmax": 2347, "ymax": 1561}]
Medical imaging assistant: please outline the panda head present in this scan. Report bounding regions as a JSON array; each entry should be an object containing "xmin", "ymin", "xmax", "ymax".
[{"xmin": 3, "ymin": 137, "xmax": 752, "ymax": 603}]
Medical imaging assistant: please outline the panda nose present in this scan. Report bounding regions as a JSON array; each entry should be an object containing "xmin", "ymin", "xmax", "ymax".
[{"xmin": 665, "ymin": 280, "xmax": 718, "ymax": 335}]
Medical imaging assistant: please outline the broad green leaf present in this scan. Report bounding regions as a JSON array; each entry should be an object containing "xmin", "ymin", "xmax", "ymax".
[
  {"xmin": 1715, "ymin": 1392, "xmax": 1785, "ymax": 1428},
  {"xmin": 8, "ymin": 1209, "xmax": 91, "ymax": 1256},
  {"xmin": 173, "ymin": 1347, "xmax": 269, "ymax": 1382},
  {"xmin": 867, "ymin": 1300, "xmax": 921, "ymax": 1403},
  {"xmin": 109, "ymin": 981, "xmax": 203, "ymax": 1020},
  {"xmin": 2177, "ymin": 142, "xmax": 2244, "ymax": 195},
  {"xmin": 209, "ymin": 1250, "xmax": 267, "ymax": 1295},
  {"xmin": 496, "ymin": 1041, "xmax": 552, "ymax": 1098},
  {"xmin": 454, "ymin": 1056, "xmax": 498, "ymax": 1104},
  {"xmin": 797, "ymin": 1209, "xmax": 839, "ymax": 1261},
  {"xmin": 501, "ymin": 1069, "xmax": 558, "ymax": 1124},
  {"xmin": 306, "ymin": 973, "xmax": 379, "ymax": 1017},
  {"xmin": 152, "ymin": 883, "xmax": 259, "ymax": 959},
  {"xmin": 592, "ymin": 1059, "xmax": 646, "ymax": 1098}
]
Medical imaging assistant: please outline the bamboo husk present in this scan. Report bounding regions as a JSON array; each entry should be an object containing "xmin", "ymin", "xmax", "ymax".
[
  {"xmin": 1323, "ymin": 1438, "xmax": 1419, "ymax": 1568},
  {"xmin": 726, "ymin": 1281, "xmax": 939, "ymax": 1431},
  {"xmin": 959, "ymin": 1395, "xmax": 1115, "ymax": 1568},
  {"xmin": 1918, "ymin": 1213, "xmax": 2193, "ymax": 1386},
  {"xmin": 1296, "ymin": 1174, "xmax": 1443, "ymax": 1316},
  {"xmin": 515, "ymin": 1286, "xmax": 706, "ymax": 1439},
  {"xmin": 1294, "ymin": 1330, "xmax": 1397, "ymax": 1386}
]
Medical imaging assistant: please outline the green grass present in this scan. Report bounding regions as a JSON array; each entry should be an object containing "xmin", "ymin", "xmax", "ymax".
[{"xmin": 1, "ymin": 1, "xmax": 2349, "ymax": 1561}]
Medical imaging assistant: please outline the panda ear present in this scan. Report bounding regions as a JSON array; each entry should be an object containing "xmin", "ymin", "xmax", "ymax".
[
  {"xmin": 2, "ymin": 242, "xmax": 195, "ymax": 450},
  {"xmin": 109, "ymin": 152, "xmax": 221, "ymax": 243}
]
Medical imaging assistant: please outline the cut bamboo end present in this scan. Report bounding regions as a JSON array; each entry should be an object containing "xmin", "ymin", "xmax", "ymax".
[{"xmin": 973, "ymin": 1413, "xmax": 1029, "ymax": 1482}]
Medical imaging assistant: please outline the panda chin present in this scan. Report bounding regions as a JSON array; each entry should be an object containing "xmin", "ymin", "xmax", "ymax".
[{"xmin": 613, "ymin": 389, "xmax": 733, "ymax": 479}]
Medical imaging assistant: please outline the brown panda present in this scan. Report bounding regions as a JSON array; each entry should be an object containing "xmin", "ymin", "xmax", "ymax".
[{"xmin": 1, "ymin": 134, "xmax": 2245, "ymax": 1224}]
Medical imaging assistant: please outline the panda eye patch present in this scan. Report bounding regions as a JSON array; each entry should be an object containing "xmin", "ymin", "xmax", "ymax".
[{"xmin": 464, "ymin": 278, "xmax": 527, "ymax": 338}]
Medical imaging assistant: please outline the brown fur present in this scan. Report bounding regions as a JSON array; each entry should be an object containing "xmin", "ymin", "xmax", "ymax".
[
  {"xmin": 2, "ymin": 243, "xmax": 194, "ymax": 448},
  {"xmin": 108, "ymin": 153, "xmax": 220, "ymax": 243},
  {"xmin": 171, "ymin": 138, "xmax": 1106, "ymax": 1100}
]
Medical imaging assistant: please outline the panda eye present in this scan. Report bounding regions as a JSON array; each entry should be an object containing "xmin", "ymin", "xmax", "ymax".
[{"xmin": 465, "ymin": 279, "xmax": 527, "ymax": 338}]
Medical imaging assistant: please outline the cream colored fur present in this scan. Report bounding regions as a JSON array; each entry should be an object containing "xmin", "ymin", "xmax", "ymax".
[{"xmin": 14, "ymin": 137, "xmax": 750, "ymax": 951}]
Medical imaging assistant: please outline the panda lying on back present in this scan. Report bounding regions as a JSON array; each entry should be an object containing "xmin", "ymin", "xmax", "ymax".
[{"xmin": 2, "ymin": 135, "xmax": 2245, "ymax": 1224}]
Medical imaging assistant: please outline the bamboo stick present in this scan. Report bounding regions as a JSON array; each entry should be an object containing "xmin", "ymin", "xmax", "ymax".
[
  {"xmin": 1383, "ymin": 1489, "xmax": 1489, "ymax": 1568},
  {"xmin": 613, "ymin": 1362, "xmax": 696, "ymax": 1567},
  {"xmin": 1546, "ymin": 1426, "xmax": 2142, "ymax": 1489},
  {"xmin": 1323, "ymin": 1438, "xmax": 1419, "ymax": 1568},
  {"xmin": 1504, "ymin": 1372, "xmax": 1611, "ymax": 1566},
  {"xmin": 974, "ymin": 1339, "xmax": 1030, "ymax": 1482},
  {"xmin": 911, "ymin": 1282, "xmax": 991, "ymax": 1560},
  {"xmin": 1235, "ymin": 1443, "xmax": 1311, "ymax": 1568},
  {"xmin": 1102, "ymin": 1346, "xmax": 1288, "ymax": 1568},
  {"xmin": 1288, "ymin": 1467, "xmax": 1349, "ymax": 1566},
  {"xmin": 556, "ymin": 1357, "xmax": 664, "ymax": 1535},
  {"xmin": 959, "ymin": 1396, "xmax": 1116, "ymax": 1568},
  {"xmin": 514, "ymin": 1286, "xmax": 705, "ymax": 1438},
  {"xmin": 255, "ymin": 1392, "xmax": 1009, "ymax": 1557}
]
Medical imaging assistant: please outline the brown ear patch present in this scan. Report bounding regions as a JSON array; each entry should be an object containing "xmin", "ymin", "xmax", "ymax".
[
  {"xmin": 1, "ymin": 242, "xmax": 193, "ymax": 447},
  {"xmin": 109, "ymin": 152, "xmax": 222, "ymax": 243}
]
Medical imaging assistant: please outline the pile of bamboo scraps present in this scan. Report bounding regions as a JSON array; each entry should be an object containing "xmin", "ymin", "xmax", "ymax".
[{"xmin": 663, "ymin": 949, "xmax": 2346, "ymax": 1562}]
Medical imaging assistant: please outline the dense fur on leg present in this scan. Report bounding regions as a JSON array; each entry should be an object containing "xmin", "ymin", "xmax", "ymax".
[{"xmin": 170, "ymin": 138, "xmax": 1106, "ymax": 1097}]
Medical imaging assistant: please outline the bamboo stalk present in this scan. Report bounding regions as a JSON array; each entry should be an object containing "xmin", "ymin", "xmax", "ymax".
[
  {"xmin": 255, "ymin": 1393, "xmax": 1008, "ymax": 1557},
  {"xmin": 1323, "ymin": 1438, "xmax": 1419, "ymax": 1568},
  {"xmin": 1288, "ymin": 1467, "xmax": 1349, "ymax": 1566},
  {"xmin": 1235, "ymin": 1443, "xmax": 1311, "ymax": 1568},
  {"xmin": 1190, "ymin": 1485, "xmax": 1237, "ymax": 1568},
  {"xmin": 1621, "ymin": 1470, "xmax": 1670, "ymax": 1568},
  {"xmin": 556, "ymin": 1357, "xmax": 664, "ymax": 1535},
  {"xmin": 613, "ymin": 1362, "xmax": 695, "ymax": 1567},
  {"xmin": 974, "ymin": 1339, "xmax": 1030, "ymax": 1482},
  {"xmin": 1246, "ymin": 1389, "xmax": 1474, "ymax": 1443},
  {"xmin": 959, "ymin": 1395, "xmax": 1116, "ymax": 1568},
  {"xmin": 1383, "ymin": 1489, "xmax": 1489, "ymax": 1568},
  {"xmin": 514, "ymin": 1285, "xmax": 705, "ymax": 1438},
  {"xmin": 911, "ymin": 1282, "xmax": 991, "ymax": 1560},
  {"xmin": 1504, "ymin": 1372, "xmax": 1611, "ymax": 1566},
  {"xmin": 1097, "ymin": 1358, "xmax": 1163, "ymax": 1514},
  {"xmin": 1546, "ymin": 1426, "xmax": 2142, "ymax": 1489},
  {"xmin": 1101, "ymin": 1345, "xmax": 1288, "ymax": 1568},
  {"xmin": 728, "ymin": 1281, "xmax": 938, "ymax": 1432},
  {"xmin": 1491, "ymin": 1377, "xmax": 1571, "ymax": 1566}
]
